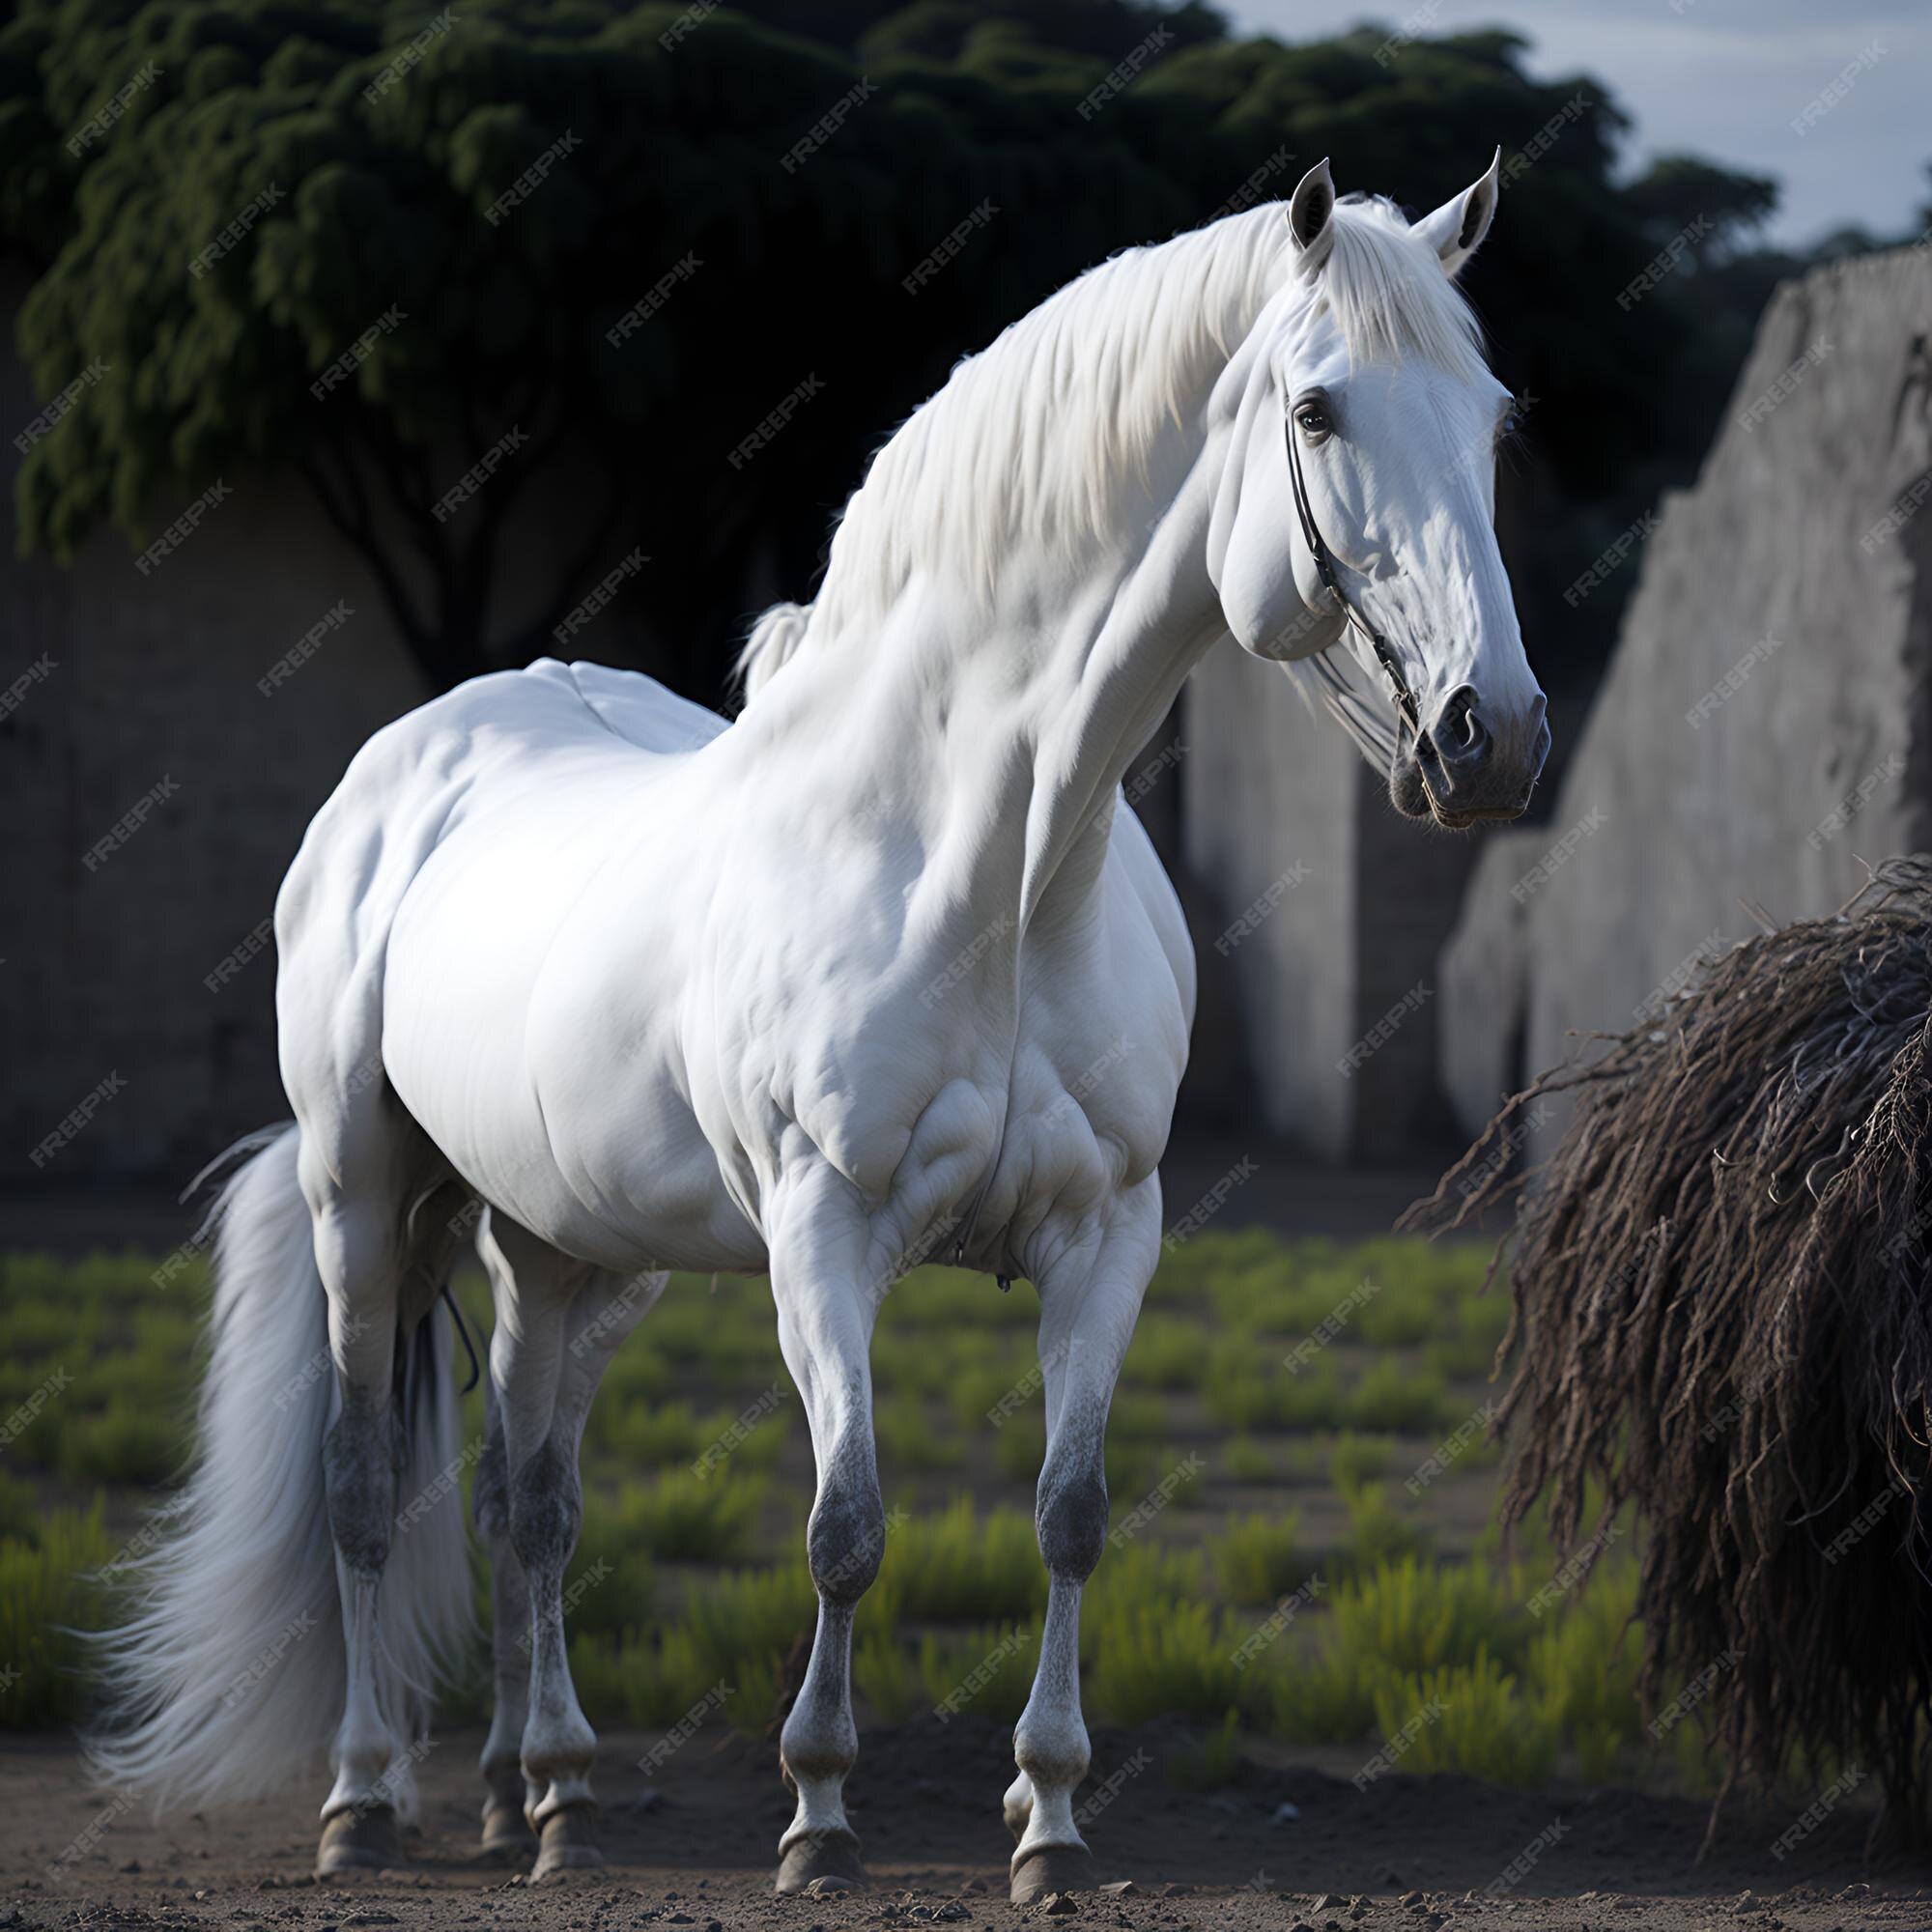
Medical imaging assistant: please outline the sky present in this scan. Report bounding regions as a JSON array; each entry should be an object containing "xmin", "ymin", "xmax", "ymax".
[{"xmin": 1225, "ymin": 0, "xmax": 1928, "ymax": 250}]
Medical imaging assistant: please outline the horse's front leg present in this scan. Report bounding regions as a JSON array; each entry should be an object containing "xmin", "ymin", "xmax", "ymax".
[
  {"xmin": 1006, "ymin": 1177, "xmax": 1160, "ymax": 1906},
  {"xmin": 770, "ymin": 1168, "xmax": 889, "ymax": 1893}
]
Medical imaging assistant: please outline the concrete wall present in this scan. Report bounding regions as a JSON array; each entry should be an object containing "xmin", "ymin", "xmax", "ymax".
[
  {"xmin": 0, "ymin": 273, "xmax": 660, "ymax": 1184},
  {"xmin": 1439, "ymin": 245, "xmax": 1932, "ymax": 1134},
  {"xmin": 1180, "ymin": 646, "xmax": 1490, "ymax": 1160}
]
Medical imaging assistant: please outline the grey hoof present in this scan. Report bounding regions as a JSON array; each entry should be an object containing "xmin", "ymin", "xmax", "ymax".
[
  {"xmin": 776, "ymin": 1825, "xmax": 866, "ymax": 1894},
  {"xmin": 316, "ymin": 1804, "xmax": 402, "ymax": 1878},
  {"xmin": 531, "ymin": 1804, "xmax": 603, "ymax": 1880},
  {"xmin": 1010, "ymin": 1843, "xmax": 1096, "ymax": 1906},
  {"xmin": 481, "ymin": 1801, "xmax": 536, "ymax": 1861}
]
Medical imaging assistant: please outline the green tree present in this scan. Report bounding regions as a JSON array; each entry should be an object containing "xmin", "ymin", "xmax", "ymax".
[{"xmin": 0, "ymin": 0, "xmax": 1783, "ymax": 699}]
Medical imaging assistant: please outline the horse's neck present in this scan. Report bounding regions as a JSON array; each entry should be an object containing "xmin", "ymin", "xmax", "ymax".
[{"xmin": 744, "ymin": 222, "xmax": 1289, "ymax": 932}]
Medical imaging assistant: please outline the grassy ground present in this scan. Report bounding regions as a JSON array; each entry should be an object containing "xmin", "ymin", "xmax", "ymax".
[{"xmin": 0, "ymin": 1228, "xmax": 1717, "ymax": 1796}]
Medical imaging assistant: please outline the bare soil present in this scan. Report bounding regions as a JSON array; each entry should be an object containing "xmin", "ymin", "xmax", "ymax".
[{"xmin": 5, "ymin": 1719, "xmax": 1925, "ymax": 1932}]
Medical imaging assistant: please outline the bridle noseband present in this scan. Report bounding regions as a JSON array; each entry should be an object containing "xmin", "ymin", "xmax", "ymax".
[{"xmin": 1283, "ymin": 409, "xmax": 1425, "ymax": 747}]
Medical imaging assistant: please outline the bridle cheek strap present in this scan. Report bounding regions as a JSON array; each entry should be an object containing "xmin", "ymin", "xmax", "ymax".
[{"xmin": 1284, "ymin": 418, "xmax": 1429, "ymax": 757}]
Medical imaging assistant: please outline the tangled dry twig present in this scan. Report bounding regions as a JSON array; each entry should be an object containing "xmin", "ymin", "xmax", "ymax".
[{"xmin": 1406, "ymin": 856, "xmax": 1932, "ymax": 1835}]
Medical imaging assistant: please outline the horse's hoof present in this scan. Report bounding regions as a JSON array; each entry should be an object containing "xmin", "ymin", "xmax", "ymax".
[
  {"xmin": 1010, "ymin": 1843, "xmax": 1096, "ymax": 1906},
  {"xmin": 480, "ymin": 1801, "xmax": 537, "ymax": 1861},
  {"xmin": 531, "ymin": 1805, "xmax": 603, "ymax": 1880},
  {"xmin": 775, "ymin": 1825, "xmax": 866, "ymax": 1894},
  {"xmin": 316, "ymin": 1805, "xmax": 402, "ymax": 1878}
]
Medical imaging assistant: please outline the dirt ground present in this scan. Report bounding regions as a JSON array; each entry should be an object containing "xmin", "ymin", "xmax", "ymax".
[{"xmin": 6, "ymin": 1719, "xmax": 1927, "ymax": 1932}]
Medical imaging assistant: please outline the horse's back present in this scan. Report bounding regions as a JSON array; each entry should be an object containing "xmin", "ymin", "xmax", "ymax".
[{"xmin": 273, "ymin": 660, "xmax": 726, "ymax": 1198}]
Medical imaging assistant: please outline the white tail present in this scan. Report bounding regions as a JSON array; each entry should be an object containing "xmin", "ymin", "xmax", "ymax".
[{"xmin": 85, "ymin": 1124, "xmax": 472, "ymax": 1813}]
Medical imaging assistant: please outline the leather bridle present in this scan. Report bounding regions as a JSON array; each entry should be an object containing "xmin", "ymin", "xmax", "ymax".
[{"xmin": 1283, "ymin": 404, "xmax": 1427, "ymax": 753}]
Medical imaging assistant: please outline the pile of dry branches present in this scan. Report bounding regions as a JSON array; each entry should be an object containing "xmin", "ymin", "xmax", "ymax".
[{"xmin": 1409, "ymin": 856, "xmax": 1932, "ymax": 1833}]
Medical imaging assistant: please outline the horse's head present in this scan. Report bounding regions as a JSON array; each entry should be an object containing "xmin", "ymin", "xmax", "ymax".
[{"xmin": 1208, "ymin": 156, "xmax": 1548, "ymax": 828}]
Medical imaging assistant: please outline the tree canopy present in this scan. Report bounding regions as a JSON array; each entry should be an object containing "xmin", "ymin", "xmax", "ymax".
[{"xmin": 0, "ymin": 0, "xmax": 1842, "ymax": 697}]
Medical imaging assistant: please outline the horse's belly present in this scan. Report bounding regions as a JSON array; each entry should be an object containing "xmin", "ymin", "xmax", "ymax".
[{"xmin": 380, "ymin": 794, "xmax": 759, "ymax": 1273}]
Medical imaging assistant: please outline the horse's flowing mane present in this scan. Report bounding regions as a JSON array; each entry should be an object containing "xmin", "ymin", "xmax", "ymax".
[{"xmin": 735, "ymin": 194, "xmax": 1487, "ymax": 700}]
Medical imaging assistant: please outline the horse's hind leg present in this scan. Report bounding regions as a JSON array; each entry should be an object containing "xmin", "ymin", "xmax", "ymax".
[
  {"xmin": 472, "ymin": 1376, "xmax": 537, "ymax": 1861},
  {"xmin": 303, "ymin": 1129, "xmax": 431, "ymax": 1877},
  {"xmin": 479, "ymin": 1210, "xmax": 665, "ymax": 1880}
]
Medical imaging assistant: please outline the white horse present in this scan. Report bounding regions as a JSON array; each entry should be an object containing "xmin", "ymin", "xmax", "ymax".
[{"xmin": 88, "ymin": 156, "xmax": 1547, "ymax": 1902}]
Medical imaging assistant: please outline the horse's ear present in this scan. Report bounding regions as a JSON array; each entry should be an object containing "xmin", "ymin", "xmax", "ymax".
[
  {"xmin": 1413, "ymin": 147, "xmax": 1501, "ymax": 279},
  {"xmin": 1286, "ymin": 156, "xmax": 1337, "ymax": 275}
]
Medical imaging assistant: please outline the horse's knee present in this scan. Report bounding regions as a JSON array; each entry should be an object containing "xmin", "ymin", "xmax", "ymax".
[
  {"xmin": 807, "ymin": 1453, "xmax": 885, "ymax": 1607},
  {"xmin": 508, "ymin": 1436, "xmax": 581, "ymax": 1584},
  {"xmin": 323, "ymin": 1390, "xmax": 403, "ymax": 1576},
  {"xmin": 1037, "ymin": 1455, "xmax": 1107, "ymax": 1581}
]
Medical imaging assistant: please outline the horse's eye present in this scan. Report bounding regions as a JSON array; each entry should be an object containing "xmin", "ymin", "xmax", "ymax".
[
  {"xmin": 1294, "ymin": 405, "xmax": 1329, "ymax": 438},
  {"xmin": 1499, "ymin": 411, "xmax": 1519, "ymax": 440}
]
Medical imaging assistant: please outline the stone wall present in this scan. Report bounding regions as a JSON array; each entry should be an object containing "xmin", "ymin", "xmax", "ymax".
[
  {"xmin": 1180, "ymin": 648, "xmax": 1492, "ymax": 1160},
  {"xmin": 0, "ymin": 272, "xmax": 659, "ymax": 1184},
  {"xmin": 1439, "ymin": 245, "xmax": 1932, "ymax": 1136}
]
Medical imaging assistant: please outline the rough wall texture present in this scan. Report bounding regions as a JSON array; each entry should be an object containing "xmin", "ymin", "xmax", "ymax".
[
  {"xmin": 1440, "ymin": 244, "xmax": 1932, "ymax": 1135},
  {"xmin": 1181, "ymin": 647, "xmax": 1490, "ymax": 1159},
  {"xmin": 0, "ymin": 274, "xmax": 659, "ymax": 1183}
]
